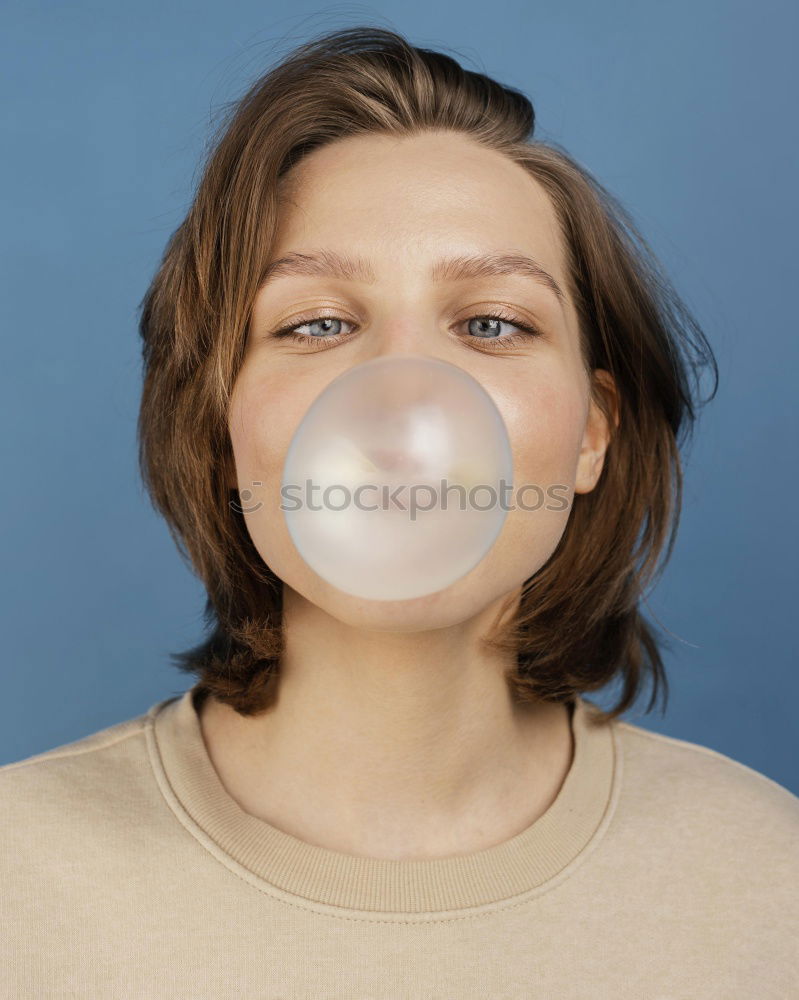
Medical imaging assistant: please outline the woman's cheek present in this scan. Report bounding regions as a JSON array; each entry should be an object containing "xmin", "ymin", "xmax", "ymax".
[
  {"xmin": 230, "ymin": 370, "xmax": 290, "ymax": 483},
  {"xmin": 504, "ymin": 376, "xmax": 586, "ymax": 494}
]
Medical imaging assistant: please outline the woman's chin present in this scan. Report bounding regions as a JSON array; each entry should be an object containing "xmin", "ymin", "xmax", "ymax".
[{"xmin": 282, "ymin": 571, "xmax": 507, "ymax": 634}]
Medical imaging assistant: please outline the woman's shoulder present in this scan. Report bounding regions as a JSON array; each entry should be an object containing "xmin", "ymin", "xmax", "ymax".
[
  {"xmin": 0, "ymin": 706, "xmax": 150, "ymax": 772},
  {"xmin": 0, "ymin": 704, "xmax": 158, "ymax": 839},
  {"xmin": 609, "ymin": 708, "xmax": 799, "ymax": 847}
]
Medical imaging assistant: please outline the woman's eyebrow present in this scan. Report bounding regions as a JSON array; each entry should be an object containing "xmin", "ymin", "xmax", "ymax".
[{"xmin": 260, "ymin": 249, "xmax": 565, "ymax": 304}]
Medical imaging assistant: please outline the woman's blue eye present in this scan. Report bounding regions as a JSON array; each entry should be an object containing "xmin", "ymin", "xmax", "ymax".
[
  {"xmin": 468, "ymin": 317, "xmax": 515, "ymax": 339},
  {"xmin": 293, "ymin": 317, "xmax": 347, "ymax": 338}
]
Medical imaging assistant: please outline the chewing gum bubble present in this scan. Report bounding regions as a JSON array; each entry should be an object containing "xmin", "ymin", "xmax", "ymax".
[{"xmin": 281, "ymin": 355, "xmax": 513, "ymax": 600}]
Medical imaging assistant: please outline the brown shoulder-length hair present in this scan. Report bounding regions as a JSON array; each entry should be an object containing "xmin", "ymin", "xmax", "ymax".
[{"xmin": 137, "ymin": 25, "xmax": 718, "ymax": 725}]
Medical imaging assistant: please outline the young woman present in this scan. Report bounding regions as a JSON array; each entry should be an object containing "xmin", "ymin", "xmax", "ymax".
[{"xmin": 3, "ymin": 26, "xmax": 797, "ymax": 998}]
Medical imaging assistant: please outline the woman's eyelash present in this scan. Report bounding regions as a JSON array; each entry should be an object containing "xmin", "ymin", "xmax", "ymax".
[{"xmin": 269, "ymin": 310, "xmax": 543, "ymax": 351}]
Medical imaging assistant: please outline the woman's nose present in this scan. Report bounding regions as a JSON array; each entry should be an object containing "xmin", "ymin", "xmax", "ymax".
[
  {"xmin": 362, "ymin": 312, "xmax": 446, "ymax": 362},
  {"xmin": 362, "ymin": 446, "xmax": 423, "ymax": 474},
  {"xmin": 350, "ymin": 351, "xmax": 447, "ymax": 426}
]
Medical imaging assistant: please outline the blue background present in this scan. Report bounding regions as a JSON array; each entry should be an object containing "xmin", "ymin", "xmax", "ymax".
[{"xmin": 2, "ymin": 1, "xmax": 797, "ymax": 794}]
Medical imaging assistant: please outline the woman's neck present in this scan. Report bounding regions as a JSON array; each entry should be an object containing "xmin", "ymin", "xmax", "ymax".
[{"xmin": 197, "ymin": 587, "xmax": 575, "ymax": 861}]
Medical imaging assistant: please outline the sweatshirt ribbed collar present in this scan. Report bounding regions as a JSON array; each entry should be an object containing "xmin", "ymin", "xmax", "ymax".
[{"xmin": 146, "ymin": 685, "xmax": 618, "ymax": 914}]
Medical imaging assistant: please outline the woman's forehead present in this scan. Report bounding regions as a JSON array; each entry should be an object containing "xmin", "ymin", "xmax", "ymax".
[{"xmin": 271, "ymin": 139, "xmax": 567, "ymax": 286}]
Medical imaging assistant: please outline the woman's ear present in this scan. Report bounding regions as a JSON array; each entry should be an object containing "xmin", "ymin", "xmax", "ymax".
[{"xmin": 574, "ymin": 368, "xmax": 619, "ymax": 495}]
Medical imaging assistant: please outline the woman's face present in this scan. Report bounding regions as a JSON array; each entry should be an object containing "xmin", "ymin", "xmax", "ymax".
[{"xmin": 228, "ymin": 130, "xmax": 613, "ymax": 630}]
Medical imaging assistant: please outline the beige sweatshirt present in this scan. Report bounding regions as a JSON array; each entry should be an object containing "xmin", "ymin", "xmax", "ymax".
[{"xmin": 1, "ymin": 686, "xmax": 797, "ymax": 998}]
